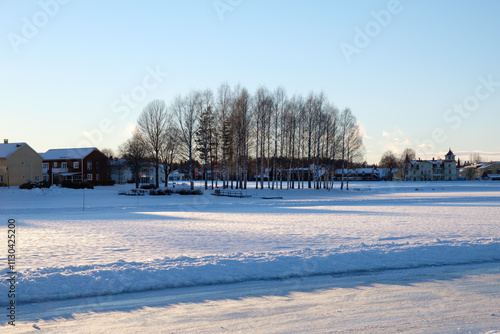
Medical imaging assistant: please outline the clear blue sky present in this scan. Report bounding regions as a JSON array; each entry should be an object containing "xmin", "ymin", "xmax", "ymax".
[{"xmin": 1, "ymin": 0, "xmax": 499, "ymax": 164}]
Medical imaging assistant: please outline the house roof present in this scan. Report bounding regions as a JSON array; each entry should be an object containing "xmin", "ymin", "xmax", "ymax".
[
  {"xmin": 41, "ymin": 147, "xmax": 97, "ymax": 160},
  {"xmin": 0, "ymin": 142, "xmax": 36, "ymax": 159},
  {"xmin": 477, "ymin": 162, "xmax": 500, "ymax": 170},
  {"xmin": 408, "ymin": 159, "xmax": 444, "ymax": 165}
]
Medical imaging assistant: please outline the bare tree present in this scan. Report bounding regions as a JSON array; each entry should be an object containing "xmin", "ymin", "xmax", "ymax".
[
  {"xmin": 119, "ymin": 128, "xmax": 147, "ymax": 189},
  {"xmin": 100, "ymin": 148, "xmax": 115, "ymax": 182},
  {"xmin": 196, "ymin": 89, "xmax": 214, "ymax": 190},
  {"xmin": 110, "ymin": 158, "xmax": 127, "ymax": 184},
  {"xmin": 379, "ymin": 151, "xmax": 399, "ymax": 180},
  {"xmin": 216, "ymin": 83, "xmax": 232, "ymax": 189},
  {"xmin": 272, "ymin": 87, "xmax": 286, "ymax": 190},
  {"xmin": 160, "ymin": 124, "xmax": 181, "ymax": 187},
  {"xmin": 339, "ymin": 108, "xmax": 352, "ymax": 190},
  {"xmin": 283, "ymin": 96, "xmax": 298, "ymax": 189},
  {"xmin": 137, "ymin": 99, "xmax": 168, "ymax": 188},
  {"xmin": 305, "ymin": 92, "xmax": 316, "ymax": 189},
  {"xmin": 399, "ymin": 148, "xmax": 416, "ymax": 181},
  {"xmin": 469, "ymin": 152, "xmax": 483, "ymax": 164},
  {"xmin": 254, "ymin": 86, "xmax": 273, "ymax": 189},
  {"xmin": 297, "ymin": 96, "xmax": 306, "ymax": 189},
  {"xmin": 400, "ymin": 148, "xmax": 416, "ymax": 164},
  {"xmin": 462, "ymin": 167, "xmax": 477, "ymax": 181},
  {"xmin": 172, "ymin": 92, "xmax": 200, "ymax": 190},
  {"xmin": 101, "ymin": 148, "xmax": 114, "ymax": 159},
  {"xmin": 313, "ymin": 92, "xmax": 326, "ymax": 189},
  {"xmin": 345, "ymin": 123, "xmax": 364, "ymax": 189},
  {"xmin": 339, "ymin": 108, "xmax": 363, "ymax": 190},
  {"xmin": 231, "ymin": 86, "xmax": 251, "ymax": 189},
  {"xmin": 325, "ymin": 104, "xmax": 340, "ymax": 189}
]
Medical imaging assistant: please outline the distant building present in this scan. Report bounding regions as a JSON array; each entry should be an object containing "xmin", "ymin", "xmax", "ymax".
[
  {"xmin": 459, "ymin": 165, "xmax": 479, "ymax": 180},
  {"xmin": 41, "ymin": 147, "xmax": 108, "ymax": 185},
  {"xmin": 137, "ymin": 164, "xmax": 165, "ymax": 185},
  {"xmin": 402, "ymin": 149, "xmax": 458, "ymax": 181},
  {"xmin": 335, "ymin": 167, "xmax": 395, "ymax": 181},
  {"xmin": 0, "ymin": 140, "xmax": 43, "ymax": 186},
  {"xmin": 109, "ymin": 159, "xmax": 131, "ymax": 184},
  {"xmin": 476, "ymin": 162, "xmax": 500, "ymax": 180},
  {"xmin": 168, "ymin": 170, "xmax": 187, "ymax": 182},
  {"xmin": 110, "ymin": 159, "xmax": 166, "ymax": 185}
]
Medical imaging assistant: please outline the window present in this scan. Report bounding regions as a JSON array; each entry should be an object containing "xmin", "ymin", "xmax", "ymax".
[
  {"xmin": 73, "ymin": 162, "xmax": 79, "ymax": 169},
  {"xmin": 0, "ymin": 175, "xmax": 3, "ymax": 183},
  {"xmin": 35, "ymin": 176, "xmax": 40, "ymax": 182},
  {"xmin": 42, "ymin": 163, "xmax": 49, "ymax": 169},
  {"xmin": 87, "ymin": 174, "xmax": 93, "ymax": 181},
  {"xmin": 54, "ymin": 162, "xmax": 58, "ymax": 167},
  {"xmin": 96, "ymin": 162, "xmax": 100, "ymax": 170},
  {"xmin": 87, "ymin": 162, "xmax": 92, "ymax": 170},
  {"xmin": 61, "ymin": 162, "xmax": 67, "ymax": 168},
  {"xmin": 96, "ymin": 174, "xmax": 100, "ymax": 181}
]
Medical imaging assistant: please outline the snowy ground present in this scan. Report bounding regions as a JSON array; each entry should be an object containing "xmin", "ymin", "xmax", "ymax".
[
  {"xmin": 7, "ymin": 262, "xmax": 500, "ymax": 333},
  {"xmin": 1, "ymin": 181, "xmax": 500, "ymax": 332}
]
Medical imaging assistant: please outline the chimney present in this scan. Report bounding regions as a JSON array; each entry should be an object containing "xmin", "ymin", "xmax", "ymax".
[{"xmin": 3, "ymin": 139, "xmax": 8, "ymax": 144}]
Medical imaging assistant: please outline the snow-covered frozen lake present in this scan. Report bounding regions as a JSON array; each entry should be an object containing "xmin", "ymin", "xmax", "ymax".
[{"xmin": 1, "ymin": 181, "xmax": 500, "ymax": 332}]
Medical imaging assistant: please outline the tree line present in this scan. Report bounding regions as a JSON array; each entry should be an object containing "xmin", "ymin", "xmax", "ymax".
[{"xmin": 118, "ymin": 83, "xmax": 365, "ymax": 190}]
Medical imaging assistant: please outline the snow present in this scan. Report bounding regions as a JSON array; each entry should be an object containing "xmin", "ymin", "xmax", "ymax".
[
  {"xmin": 1, "ymin": 181, "xmax": 500, "ymax": 331},
  {"xmin": 6, "ymin": 263, "xmax": 500, "ymax": 333},
  {"xmin": 0, "ymin": 143, "xmax": 27, "ymax": 158},
  {"xmin": 39, "ymin": 147, "xmax": 96, "ymax": 160}
]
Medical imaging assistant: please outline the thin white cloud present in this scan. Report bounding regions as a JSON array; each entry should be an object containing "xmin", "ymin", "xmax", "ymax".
[
  {"xmin": 358, "ymin": 122, "xmax": 371, "ymax": 139},
  {"xmin": 124, "ymin": 123, "xmax": 137, "ymax": 136},
  {"xmin": 378, "ymin": 127, "xmax": 411, "ymax": 154},
  {"xmin": 418, "ymin": 143, "xmax": 432, "ymax": 149}
]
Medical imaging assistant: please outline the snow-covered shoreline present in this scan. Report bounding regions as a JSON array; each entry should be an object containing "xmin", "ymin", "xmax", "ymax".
[{"xmin": 1, "ymin": 181, "xmax": 500, "ymax": 306}]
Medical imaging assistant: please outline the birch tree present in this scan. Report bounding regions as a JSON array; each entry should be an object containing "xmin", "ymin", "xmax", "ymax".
[
  {"xmin": 272, "ymin": 87, "xmax": 286, "ymax": 190},
  {"xmin": 119, "ymin": 128, "xmax": 147, "ymax": 189},
  {"xmin": 216, "ymin": 83, "xmax": 232, "ymax": 188},
  {"xmin": 137, "ymin": 99, "xmax": 168, "ymax": 188},
  {"xmin": 160, "ymin": 124, "xmax": 181, "ymax": 187},
  {"xmin": 172, "ymin": 91, "xmax": 200, "ymax": 190},
  {"xmin": 339, "ymin": 108, "xmax": 354, "ymax": 190}
]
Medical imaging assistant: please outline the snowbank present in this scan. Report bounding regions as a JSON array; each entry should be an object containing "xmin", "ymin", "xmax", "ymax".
[{"xmin": 4, "ymin": 239, "xmax": 500, "ymax": 304}]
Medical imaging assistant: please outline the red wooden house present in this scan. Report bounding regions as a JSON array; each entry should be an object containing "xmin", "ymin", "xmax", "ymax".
[{"xmin": 41, "ymin": 147, "xmax": 108, "ymax": 185}]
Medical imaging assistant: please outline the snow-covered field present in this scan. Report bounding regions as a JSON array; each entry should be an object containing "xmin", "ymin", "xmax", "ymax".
[{"xmin": 1, "ymin": 181, "xmax": 500, "ymax": 332}]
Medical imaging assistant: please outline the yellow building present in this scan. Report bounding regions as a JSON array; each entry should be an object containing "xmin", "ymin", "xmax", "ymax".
[
  {"xmin": 459, "ymin": 162, "xmax": 500, "ymax": 180},
  {"xmin": 459, "ymin": 166, "xmax": 479, "ymax": 180},
  {"xmin": 477, "ymin": 162, "xmax": 500, "ymax": 180},
  {"xmin": 0, "ymin": 141, "xmax": 43, "ymax": 186}
]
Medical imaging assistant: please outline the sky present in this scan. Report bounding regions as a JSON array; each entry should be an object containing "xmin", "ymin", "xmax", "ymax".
[{"xmin": 1, "ymin": 0, "xmax": 499, "ymax": 164}]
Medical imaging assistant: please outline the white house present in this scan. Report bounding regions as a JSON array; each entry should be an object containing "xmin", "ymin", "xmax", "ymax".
[
  {"xmin": 168, "ymin": 170, "xmax": 187, "ymax": 182},
  {"xmin": 403, "ymin": 149, "xmax": 458, "ymax": 181},
  {"xmin": 110, "ymin": 160, "xmax": 166, "ymax": 185}
]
